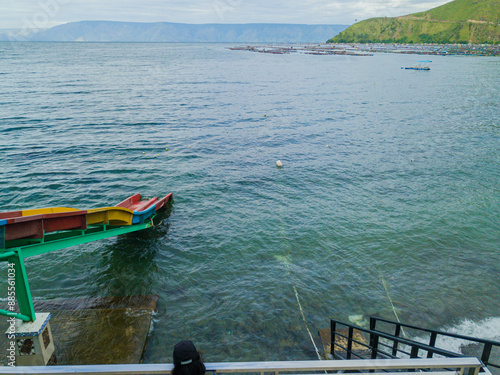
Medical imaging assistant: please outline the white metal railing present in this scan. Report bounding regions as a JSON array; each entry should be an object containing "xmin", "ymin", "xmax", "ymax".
[{"xmin": 0, "ymin": 357, "xmax": 486, "ymax": 375}]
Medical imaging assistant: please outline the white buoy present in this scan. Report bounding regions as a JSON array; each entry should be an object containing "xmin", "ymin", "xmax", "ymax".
[{"xmin": 276, "ymin": 160, "xmax": 283, "ymax": 167}]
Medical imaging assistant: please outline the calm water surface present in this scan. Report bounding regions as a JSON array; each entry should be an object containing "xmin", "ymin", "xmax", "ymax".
[{"xmin": 0, "ymin": 43, "xmax": 499, "ymax": 362}]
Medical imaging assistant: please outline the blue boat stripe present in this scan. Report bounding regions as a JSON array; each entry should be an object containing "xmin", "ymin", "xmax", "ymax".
[{"xmin": 131, "ymin": 204, "xmax": 157, "ymax": 224}]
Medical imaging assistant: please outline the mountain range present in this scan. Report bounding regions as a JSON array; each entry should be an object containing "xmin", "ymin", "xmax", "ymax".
[{"xmin": 0, "ymin": 21, "xmax": 348, "ymax": 43}]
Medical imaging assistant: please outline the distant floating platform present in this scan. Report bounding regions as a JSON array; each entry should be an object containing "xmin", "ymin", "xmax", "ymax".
[
  {"xmin": 0, "ymin": 295, "xmax": 158, "ymax": 365},
  {"xmin": 403, "ymin": 66, "xmax": 431, "ymax": 70}
]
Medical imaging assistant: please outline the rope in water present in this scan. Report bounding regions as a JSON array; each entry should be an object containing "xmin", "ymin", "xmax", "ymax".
[
  {"xmin": 281, "ymin": 255, "xmax": 322, "ymax": 360},
  {"xmin": 293, "ymin": 285, "xmax": 322, "ymax": 360},
  {"xmin": 381, "ymin": 276, "xmax": 407, "ymax": 337}
]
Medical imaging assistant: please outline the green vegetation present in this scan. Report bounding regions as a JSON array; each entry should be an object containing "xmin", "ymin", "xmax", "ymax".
[
  {"xmin": 327, "ymin": 0, "xmax": 500, "ymax": 44},
  {"xmin": 411, "ymin": 0, "xmax": 500, "ymax": 22}
]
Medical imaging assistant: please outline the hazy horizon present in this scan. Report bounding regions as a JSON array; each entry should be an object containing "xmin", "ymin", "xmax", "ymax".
[{"xmin": 0, "ymin": 0, "xmax": 451, "ymax": 31}]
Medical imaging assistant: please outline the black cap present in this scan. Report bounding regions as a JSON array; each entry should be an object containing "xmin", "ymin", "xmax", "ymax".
[{"xmin": 173, "ymin": 340, "xmax": 199, "ymax": 365}]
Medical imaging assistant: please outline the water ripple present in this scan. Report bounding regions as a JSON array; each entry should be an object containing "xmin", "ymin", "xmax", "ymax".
[{"xmin": 0, "ymin": 43, "xmax": 499, "ymax": 364}]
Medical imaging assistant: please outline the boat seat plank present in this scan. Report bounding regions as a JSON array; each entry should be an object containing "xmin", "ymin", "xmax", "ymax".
[
  {"xmin": 116, "ymin": 194, "xmax": 141, "ymax": 209},
  {"xmin": 129, "ymin": 198, "xmax": 158, "ymax": 212}
]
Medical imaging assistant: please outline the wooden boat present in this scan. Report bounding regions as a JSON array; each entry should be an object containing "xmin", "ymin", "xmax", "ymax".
[
  {"xmin": 116, "ymin": 193, "xmax": 173, "ymax": 224},
  {"xmin": 0, "ymin": 206, "xmax": 134, "ymax": 228},
  {"xmin": 0, "ymin": 193, "xmax": 172, "ymax": 246}
]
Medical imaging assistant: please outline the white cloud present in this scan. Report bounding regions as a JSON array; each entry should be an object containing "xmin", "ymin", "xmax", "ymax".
[{"xmin": 0, "ymin": 0, "xmax": 452, "ymax": 29}]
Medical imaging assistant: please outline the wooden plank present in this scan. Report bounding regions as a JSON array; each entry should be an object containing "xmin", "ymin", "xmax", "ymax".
[
  {"xmin": 22, "ymin": 207, "xmax": 79, "ymax": 216},
  {"xmin": 43, "ymin": 211, "xmax": 87, "ymax": 232},
  {"xmin": 0, "ymin": 211, "xmax": 22, "ymax": 219}
]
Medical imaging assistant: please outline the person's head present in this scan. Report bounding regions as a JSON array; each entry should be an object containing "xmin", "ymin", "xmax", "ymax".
[{"xmin": 172, "ymin": 340, "xmax": 206, "ymax": 375}]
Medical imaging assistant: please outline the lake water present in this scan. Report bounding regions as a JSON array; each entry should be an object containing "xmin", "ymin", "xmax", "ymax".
[{"xmin": 0, "ymin": 42, "xmax": 499, "ymax": 363}]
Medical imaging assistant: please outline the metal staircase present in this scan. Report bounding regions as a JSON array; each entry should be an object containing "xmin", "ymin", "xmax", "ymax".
[{"xmin": 328, "ymin": 316, "xmax": 500, "ymax": 373}]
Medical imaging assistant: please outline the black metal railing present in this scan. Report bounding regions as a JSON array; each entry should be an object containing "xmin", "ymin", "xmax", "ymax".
[
  {"xmin": 330, "ymin": 319, "xmax": 463, "ymax": 362},
  {"xmin": 369, "ymin": 316, "xmax": 500, "ymax": 371}
]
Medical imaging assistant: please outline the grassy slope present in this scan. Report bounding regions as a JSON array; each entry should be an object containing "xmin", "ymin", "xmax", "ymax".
[
  {"xmin": 411, "ymin": 0, "xmax": 500, "ymax": 22},
  {"xmin": 328, "ymin": 0, "xmax": 500, "ymax": 44}
]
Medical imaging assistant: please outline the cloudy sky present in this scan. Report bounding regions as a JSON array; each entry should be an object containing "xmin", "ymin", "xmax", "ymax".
[{"xmin": 1, "ymin": 0, "xmax": 451, "ymax": 30}]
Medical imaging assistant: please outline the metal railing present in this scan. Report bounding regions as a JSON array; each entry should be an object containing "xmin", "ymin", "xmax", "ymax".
[
  {"xmin": 369, "ymin": 317, "xmax": 500, "ymax": 371},
  {"xmin": 0, "ymin": 358, "xmax": 485, "ymax": 375},
  {"xmin": 330, "ymin": 319, "xmax": 464, "ymax": 362}
]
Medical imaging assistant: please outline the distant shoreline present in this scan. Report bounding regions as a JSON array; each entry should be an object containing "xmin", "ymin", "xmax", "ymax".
[
  {"xmin": 1, "ymin": 40, "xmax": 499, "ymax": 56},
  {"xmin": 231, "ymin": 43, "xmax": 500, "ymax": 56}
]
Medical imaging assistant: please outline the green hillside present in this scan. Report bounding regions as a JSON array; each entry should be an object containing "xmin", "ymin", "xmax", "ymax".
[{"xmin": 328, "ymin": 0, "xmax": 500, "ymax": 44}]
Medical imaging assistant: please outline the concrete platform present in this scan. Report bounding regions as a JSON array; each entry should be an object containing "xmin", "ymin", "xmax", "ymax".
[{"xmin": 0, "ymin": 295, "xmax": 158, "ymax": 365}]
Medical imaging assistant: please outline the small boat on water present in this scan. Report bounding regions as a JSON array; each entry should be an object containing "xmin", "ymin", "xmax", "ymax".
[
  {"xmin": 404, "ymin": 66, "xmax": 430, "ymax": 70},
  {"xmin": 0, "ymin": 206, "xmax": 136, "ymax": 227},
  {"xmin": 402, "ymin": 60, "xmax": 432, "ymax": 71},
  {"xmin": 401, "ymin": 60, "xmax": 432, "ymax": 70},
  {"xmin": 0, "ymin": 193, "xmax": 173, "ymax": 247}
]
